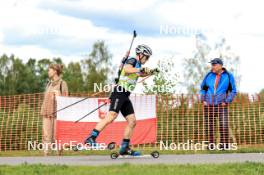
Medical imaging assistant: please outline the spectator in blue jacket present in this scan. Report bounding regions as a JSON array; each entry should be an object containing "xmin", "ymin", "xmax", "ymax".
[{"xmin": 200, "ymin": 58, "xmax": 237, "ymax": 150}]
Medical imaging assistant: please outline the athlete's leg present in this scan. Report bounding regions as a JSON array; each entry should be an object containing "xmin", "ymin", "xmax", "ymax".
[
  {"xmin": 119, "ymin": 100, "xmax": 140, "ymax": 156},
  {"xmin": 123, "ymin": 114, "xmax": 136, "ymax": 139},
  {"xmin": 84, "ymin": 111, "xmax": 118, "ymax": 144},
  {"xmin": 84, "ymin": 93, "xmax": 123, "ymax": 144},
  {"xmin": 95, "ymin": 111, "xmax": 118, "ymax": 131}
]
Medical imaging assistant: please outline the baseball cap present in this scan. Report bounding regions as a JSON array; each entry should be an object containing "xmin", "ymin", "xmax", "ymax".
[{"xmin": 209, "ymin": 58, "xmax": 223, "ymax": 65}]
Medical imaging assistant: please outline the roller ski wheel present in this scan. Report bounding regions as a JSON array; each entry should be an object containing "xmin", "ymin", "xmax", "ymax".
[
  {"xmin": 72, "ymin": 144, "xmax": 82, "ymax": 151},
  {"xmin": 151, "ymin": 151, "xmax": 160, "ymax": 158},
  {"xmin": 107, "ymin": 142, "xmax": 116, "ymax": 150},
  {"xmin": 110, "ymin": 152, "xmax": 119, "ymax": 159}
]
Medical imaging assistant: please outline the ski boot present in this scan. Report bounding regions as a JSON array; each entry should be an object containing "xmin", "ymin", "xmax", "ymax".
[{"xmin": 119, "ymin": 147, "xmax": 141, "ymax": 156}]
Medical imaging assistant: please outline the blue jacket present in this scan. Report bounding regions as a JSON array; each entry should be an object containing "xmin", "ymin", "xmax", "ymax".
[{"xmin": 200, "ymin": 69, "xmax": 237, "ymax": 105}]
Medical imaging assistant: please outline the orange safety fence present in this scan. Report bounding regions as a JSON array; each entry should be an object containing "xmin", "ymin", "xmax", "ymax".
[
  {"xmin": 0, "ymin": 93, "xmax": 263, "ymax": 151},
  {"xmin": 156, "ymin": 94, "xmax": 264, "ymax": 147}
]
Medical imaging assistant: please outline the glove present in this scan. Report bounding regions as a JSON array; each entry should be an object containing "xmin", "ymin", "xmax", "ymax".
[
  {"xmin": 150, "ymin": 68, "xmax": 160, "ymax": 74},
  {"xmin": 140, "ymin": 67, "xmax": 151, "ymax": 74}
]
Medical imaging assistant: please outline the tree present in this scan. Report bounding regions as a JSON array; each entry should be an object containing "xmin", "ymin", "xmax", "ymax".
[
  {"xmin": 182, "ymin": 34, "xmax": 241, "ymax": 94},
  {"xmin": 0, "ymin": 54, "xmax": 13, "ymax": 95},
  {"xmin": 260, "ymin": 89, "xmax": 264, "ymax": 95},
  {"xmin": 63, "ymin": 62, "xmax": 85, "ymax": 93},
  {"xmin": 36, "ymin": 58, "xmax": 52, "ymax": 92},
  {"xmin": 11, "ymin": 57, "xmax": 35, "ymax": 94},
  {"xmin": 214, "ymin": 37, "xmax": 241, "ymax": 88},
  {"xmin": 25, "ymin": 58, "xmax": 43, "ymax": 93},
  {"xmin": 143, "ymin": 57, "xmax": 179, "ymax": 95},
  {"xmin": 82, "ymin": 41, "xmax": 112, "ymax": 92},
  {"xmin": 182, "ymin": 34, "xmax": 211, "ymax": 94},
  {"xmin": 0, "ymin": 41, "xmax": 114, "ymax": 95},
  {"xmin": 0, "ymin": 55, "xmax": 41, "ymax": 95}
]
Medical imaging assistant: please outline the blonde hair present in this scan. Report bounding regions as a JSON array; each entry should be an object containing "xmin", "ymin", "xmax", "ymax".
[{"xmin": 49, "ymin": 64, "xmax": 64, "ymax": 76}]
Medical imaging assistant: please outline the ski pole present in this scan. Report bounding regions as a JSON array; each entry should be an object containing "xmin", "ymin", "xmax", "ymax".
[
  {"xmin": 74, "ymin": 101, "xmax": 108, "ymax": 123},
  {"xmin": 51, "ymin": 91, "xmax": 104, "ymax": 115},
  {"xmin": 115, "ymin": 30, "xmax": 137, "ymax": 84}
]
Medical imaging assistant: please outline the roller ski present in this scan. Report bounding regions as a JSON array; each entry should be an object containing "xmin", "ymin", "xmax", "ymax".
[
  {"xmin": 110, "ymin": 142, "xmax": 159, "ymax": 159},
  {"xmin": 110, "ymin": 149, "xmax": 160, "ymax": 159}
]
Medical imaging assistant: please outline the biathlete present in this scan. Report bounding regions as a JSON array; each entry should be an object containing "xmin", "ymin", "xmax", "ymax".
[{"xmin": 84, "ymin": 44, "xmax": 154, "ymax": 156}]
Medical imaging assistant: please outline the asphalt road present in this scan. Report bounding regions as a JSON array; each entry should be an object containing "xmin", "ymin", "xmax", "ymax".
[{"xmin": 0, "ymin": 153, "xmax": 263, "ymax": 166}]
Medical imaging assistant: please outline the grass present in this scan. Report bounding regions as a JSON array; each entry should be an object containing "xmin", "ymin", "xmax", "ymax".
[
  {"xmin": 0, "ymin": 145, "xmax": 263, "ymax": 157},
  {"xmin": 0, "ymin": 162, "xmax": 263, "ymax": 175}
]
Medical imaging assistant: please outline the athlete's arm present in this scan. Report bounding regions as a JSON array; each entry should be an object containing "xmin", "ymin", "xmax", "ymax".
[
  {"xmin": 123, "ymin": 64, "xmax": 140, "ymax": 74},
  {"xmin": 139, "ymin": 72, "xmax": 150, "ymax": 77},
  {"xmin": 123, "ymin": 65, "xmax": 152, "ymax": 77},
  {"xmin": 123, "ymin": 58, "xmax": 152, "ymax": 76}
]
